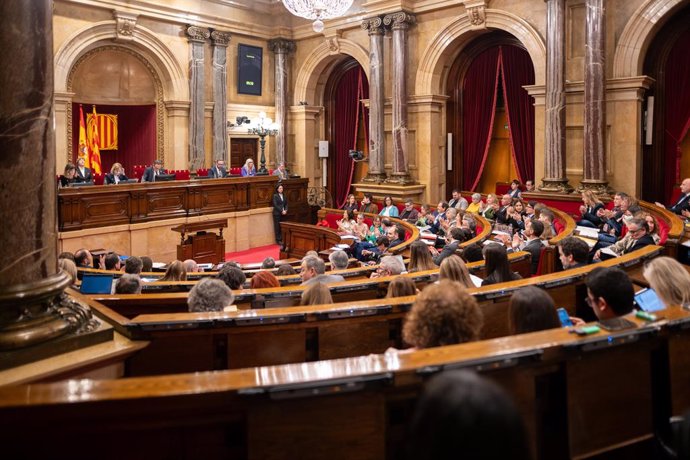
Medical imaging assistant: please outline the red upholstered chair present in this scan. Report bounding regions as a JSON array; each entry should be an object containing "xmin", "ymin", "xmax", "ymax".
[
  {"xmin": 230, "ymin": 167, "xmax": 241, "ymax": 175},
  {"xmin": 176, "ymin": 170, "xmax": 190, "ymax": 180},
  {"xmin": 268, "ymin": 169, "xmax": 274, "ymax": 175},
  {"xmin": 534, "ymin": 247, "xmax": 547, "ymax": 277},
  {"xmin": 324, "ymin": 212, "xmax": 341, "ymax": 229},
  {"xmin": 197, "ymin": 168, "xmax": 208, "ymax": 177},
  {"xmin": 657, "ymin": 221, "xmax": 669, "ymax": 245},
  {"xmin": 93, "ymin": 173, "xmax": 104, "ymax": 185},
  {"xmin": 554, "ymin": 218, "xmax": 565, "ymax": 235}
]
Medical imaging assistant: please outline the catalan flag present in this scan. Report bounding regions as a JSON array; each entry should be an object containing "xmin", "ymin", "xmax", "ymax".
[
  {"xmin": 88, "ymin": 105, "xmax": 102, "ymax": 174},
  {"xmin": 77, "ymin": 104, "xmax": 90, "ymax": 168}
]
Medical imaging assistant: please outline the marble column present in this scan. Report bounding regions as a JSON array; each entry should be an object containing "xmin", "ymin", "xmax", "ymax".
[
  {"xmin": 0, "ymin": 0, "xmax": 93, "ymax": 350},
  {"xmin": 186, "ymin": 25, "xmax": 210, "ymax": 171},
  {"xmin": 580, "ymin": 0, "xmax": 609, "ymax": 194},
  {"xmin": 361, "ymin": 16, "xmax": 387, "ymax": 182},
  {"xmin": 211, "ymin": 30, "xmax": 231, "ymax": 163},
  {"xmin": 384, "ymin": 12, "xmax": 416, "ymax": 184},
  {"xmin": 268, "ymin": 38, "xmax": 296, "ymax": 168},
  {"xmin": 540, "ymin": 0, "xmax": 573, "ymax": 193}
]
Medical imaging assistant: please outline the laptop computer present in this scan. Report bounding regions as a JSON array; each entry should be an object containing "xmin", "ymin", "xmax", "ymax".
[
  {"xmin": 80, "ymin": 274, "xmax": 114, "ymax": 294},
  {"xmin": 634, "ymin": 287, "xmax": 665, "ymax": 312}
]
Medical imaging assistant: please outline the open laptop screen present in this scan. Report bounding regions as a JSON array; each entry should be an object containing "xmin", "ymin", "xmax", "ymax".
[{"xmin": 80, "ymin": 274, "xmax": 114, "ymax": 294}]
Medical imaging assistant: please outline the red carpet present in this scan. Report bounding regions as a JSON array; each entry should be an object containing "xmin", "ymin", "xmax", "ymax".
[{"xmin": 225, "ymin": 244, "xmax": 280, "ymax": 264}]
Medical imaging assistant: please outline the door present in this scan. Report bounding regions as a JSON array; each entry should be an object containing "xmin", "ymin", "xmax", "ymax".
[{"xmin": 230, "ymin": 138, "xmax": 258, "ymax": 169}]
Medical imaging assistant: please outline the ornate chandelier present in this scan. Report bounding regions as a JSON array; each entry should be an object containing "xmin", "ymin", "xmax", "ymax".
[{"xmin": 281, "ymin": 0, "xmax": 354, "ymax": 33}]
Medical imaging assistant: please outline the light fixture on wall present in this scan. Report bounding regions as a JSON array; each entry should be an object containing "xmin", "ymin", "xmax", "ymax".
[
  {"xmin": 280, "ymin": 0, "xmax": 354, "ymax": 33},
  {"xmin": 248, "ymin": 112, "xmax": 279, "ymax": 175}
]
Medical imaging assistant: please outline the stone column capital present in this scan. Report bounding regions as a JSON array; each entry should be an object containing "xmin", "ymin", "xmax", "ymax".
[
  {"xmin": 185, "ymin": 25, "xmax": 210, "ymax": 43},
  {"xmin": 268, "ymin": 38, "xmax": 296, "ymax": 54},
  {"xmin": 383, "ymin": 11, "xmax": 416, "ymax": 30},
  {"xmin": 210, "ymin": 30, "xmax": 231, "ymax": 47},
  {"xmin": 361, "ymin": 16, "xmax": 385, "ymax": 35}
]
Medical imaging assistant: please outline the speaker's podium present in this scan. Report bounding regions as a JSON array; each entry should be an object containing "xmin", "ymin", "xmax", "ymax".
[{"xmin": 171, "ymin": 219, "xmax": 227, "ymax": 264}]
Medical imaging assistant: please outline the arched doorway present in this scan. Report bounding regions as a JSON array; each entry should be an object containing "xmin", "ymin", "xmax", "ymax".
[
  {"xmin": 642, "ymin": 4, "xmax": 690, "ymax": 203},
  {"xmin": 324, "ymin": 58, "xmax": 369, "ymax": 208},
  {"xmin": 446, "ymin": 32, "xmax": 535, "ymax": 194}
]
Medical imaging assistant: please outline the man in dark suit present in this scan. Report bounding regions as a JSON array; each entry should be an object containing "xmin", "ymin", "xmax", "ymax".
[
  {"xmin": 511, "ymin": 219, "xmax": 545, "ymax": 275},
  {"xmin": 208, "ymin": 159, "xmax": 228, "ymax": 179},
  {"xmin": 75, "ymin": 156, "xmax": 93, "ymax": 183},
  {"xmin": 656, "ymin": 177, "xmax": 690, "ymax": 216},
  {"xmin": 142, "ymin": 159, "xmax": 165, "ymax": 182},
  {"xmin": 432, "ymin": 227, "xmax": 464, "ymax": 266},
  {"xmin": 495, "ymin": 194, "xmax": 513, "ymax": 224}
]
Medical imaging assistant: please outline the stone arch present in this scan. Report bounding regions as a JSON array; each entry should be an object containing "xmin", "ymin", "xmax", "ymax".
[
  {"xmin": 613, "ymin": 0, "xmax": 690, "ymax": 77},
  {"xmin": 293, "ymin": 38, "xmax": 369, "ymax": 106},
  {"xmin": 415, "ymin": 9, "xmax": 546, "ymax": 95}
]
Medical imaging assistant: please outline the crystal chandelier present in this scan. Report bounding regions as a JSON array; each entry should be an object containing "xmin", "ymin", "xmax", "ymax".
[{"xmin": 281, "ymin": 0, "xmax": 354, "ymax": 33}]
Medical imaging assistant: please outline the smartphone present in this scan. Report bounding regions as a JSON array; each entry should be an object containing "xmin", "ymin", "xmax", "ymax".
[{"xmin": 557, "ymin": 308, "xmax": 573, "ymax": 327}]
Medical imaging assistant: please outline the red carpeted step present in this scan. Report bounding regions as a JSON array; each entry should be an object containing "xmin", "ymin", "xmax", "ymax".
[{"xmin": 225, "ymin": 244, "xmax": 280, "ymax": 264}]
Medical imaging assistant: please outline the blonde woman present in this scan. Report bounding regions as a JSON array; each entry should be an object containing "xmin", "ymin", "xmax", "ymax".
[
  {"xmin": 161, "ymin": 260, "xmax": 187, "ymax": 281},
  {"xmin": 642, "ymin": 257, "xmax": 690, "ymax": 308},
  {"xmin": 577, "ymin": 190, "xmax": 605, "ymax": 228},
  {"xmin": 439, "ymin": 255, "xmax": 475, "ymax": 289},
  {"xmin": 105, "ymin": 162, "xmax": 129, "ymax": 185}
]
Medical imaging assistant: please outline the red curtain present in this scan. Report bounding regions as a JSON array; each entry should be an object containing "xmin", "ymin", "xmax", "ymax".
[
  {"xmin": 462, "ymin": 47, "xmax": 501, "ymax": 191},
  {"xmin": 664, "ymin": 28, "xmax": 690, "ymax": 202},
  {"xmin": 501, "ymin": 45, "xmax": 535, "ymax": 184},
  {"xmin": 71, "ymin": 103, "xmax": 156, "ymax": 175},
  {"xmin": 332, "ymin": 67, "xmax": 367, "ymax": 208}
]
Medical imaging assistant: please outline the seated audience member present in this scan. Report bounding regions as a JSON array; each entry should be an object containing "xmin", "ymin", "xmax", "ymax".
[
  {"xmin": 59, "ymin": 163, "xmax": 77, "ymax": 188},
  {"xmin": 141, "ymin": 159, "xmax": 165, "ymax": 182},
  {"xmin": 524, "ymin": 200, "xmax": 537, "ymax": 220},
  {"xmin": 303, "ymin": 250, "xmax": 320, "ymax": 260},
  {"xmin": 415, "ymin": 204, "xmax": 435, "ymax": 227},
  {"xmin": 438, "ymin": 207, "xmax": 458, "ymax": 237},
  {"xmin": 482, "ymin": 194, "xmax": 500, "ymax": 220},
  {"xmin": 379, "ymin": 195, "xmax": 399, "ymax": 217},
  {"xmin": 508, "ymin": 179, "xmax": 522, "ymax": 199},
  {"xmin": 343, "ymin": 194, "xmax": 358, "ymax": 212},
  {"xmin": 357, "ymin": 236, "xmax": 389, "ymax": 262},
  {"xmin": 74, "ymin": 249, "xmax": 93, "ymax": 268},
  {"xmin": 115, "ymin": 274, "xmax": 142, "ymax": 294},
  {"xmin": 597, "ymin": 192, "xmax": 632, "ymax": 245},
  {"xmin": 643, "ymin": 257, "xmax": 690, "ymax": 308},
  {"xmin": 524, "ymin": 179, "xmax": 535, "ymax": 192},
  {"xmin": 124, "ymin": 256, "xmax": 143, "ymax": 275},
  {"xmin": 261, "ymin": 257, "xmax": 276, "ymax": 269},
  {"xmin": 577, "ymin": 190, "xmax": 605, "ymax": 228},
  {"xmin": 275, "ymin": 264, "xmax": 297, "ymax": 276},
  {"xmin": 400, "ymin": 199, "xmax": 420, "ymax": 223},
  {"xmin": 402, "ymin": 280, "xmax": 483, "ymax": 349},
  {"xmin": 351, "ymin": 213, "xmax": 369, "ymax": 241},
  {"xmin": 557, "ymin": 237, "xmax": 590, "ymax": 269},
  {"xmin": 58, "ymin": 251, "xmax": 75, "ymax": 262},
  {"xmin": 300, "ymin": 256, "xmax": 345, "ymax": 286},
  {"xmin": 432, "ymin": 227, "xmax": 464, "ymax": 266},
  {"xmin": 75, "ymin": 156, "xmax": 93, "ymax": 183},
  {"xmin": 217, "ymin": 265, "xmax": 246, "ymax": 290},
  {"xmin": 511, "ymin": 219, "xmax": 544, "ymax": 275},
  {"xmin": 481, "ymin": 244, "xmax": 522, "ymax": 286},
  {"xmin": 328, "ymin": 250, "xmax": 350, "ymax": 271},
  {"xmin": 207, "ymin": 159, "xmax": 228, "ymax": 178},
  {"xmin": 387, "ymin": 225, "xmax": 406, "ymax": 248},
  {"xmin": 141, "ymin": 256, "xmax": 153, "ymax": 273},
  {"xmin": 188, "ymin": 278, "xmax": 235, "ymax": 313},
  {"xmin": 359, "ymin": 193, "xmax": 378, "ymax": 214},
  {"xmin": 250, "ymin": 270, "xmax": 280, "ymax": 289},
  {"xmin": 406, "ymin": 370, "xmax": 530, "ymax": 460},
  {"xmin": 58, "ymin": 258, "xmax": 78, "ymax": 286},
  {"xmin": 300, "ymin": 282, "xmax": 333, "ymax": 306},
  {"xmin": 272, "ymin": 162, "xmax": 289, "ymax": 180},
  {"xmin": 655, "ymin": 177, "xmax": 690, "ymax": 215},
  {"xmin": 448, "ymin": 189, "xmax": 469, "ymax": 211},
  {"xmin": 429, "ymin": 201, "xmax": 449, "ymax": 233},
  {"xmin": 371, "ymin": 255, "xmax": 407, "ymax": 278},
  {"xmin": 538, "ymin": 208, "xmax": 557, "ymax": 239},
  {"xmin": 105, "ymin": 162, "xmax": 129, "ymax": 185},
  {"xmin": 104, "ymin": 253, "xmax": 121, "ymax": 271},
  {"xmin": 583, "ymin": 267, "xmax": 634, "ymax": 321},
  {"xmin": 386, "ymin": 276, "xmax": 418, "ymax": 298},
  {"xmin": 366, "ymin": 215, "xmax": 384, "ymax": 243},
  {"xmin": 495, "ymin": 194, "xmax": 513, "ymax": 224},
  {"xmin": 505, "ymin": 199, "xmax": 527, "ymax": 231},
  {"xmin": 161, "ymin": 260, "xmax": 187, "ymax": 281},
  {"xmin": 460, "ymin": 243, "xmax": 484, "ymax": 263},
  {"xmin": 439, "ymin": 255, "xmax": 475, "ymax": 288},
  {"xmin": 460, "ymin": 214, "xmax": 477, "ymax": 238},
  {"xmin": 465, "ymin": 193, "xmax": 483, "ymax": 215},
  {"xmin": 407, "ymin": 240, "xmax": 437, "ymax": 273},
  {"xmin": 509, "ymin": 286, "xmax": 560, "ymax": 334},
  {"xmin": 240, "ymin": 158, "xmax": 256, "ymax": 177},
  {"xmin": 336, "ymin": 209, "xmax": 356, "ymax": 235},
  {"xmin": 183, "ymin": 259, "xmax": 199, "ymax": 273},
  {"xmin": 594, "ymin": 217, "xmax": 655, "ymax": 260}
]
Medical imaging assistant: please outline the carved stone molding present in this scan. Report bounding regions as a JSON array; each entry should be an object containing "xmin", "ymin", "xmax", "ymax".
[
  {"xmin": 268, "ymin": 38, "xmax": 296, "ymax": 55},
  {"xmin": 361, "ymin": 16, "xmax": 385, "ymax": 35},
  {"xmin": 327, "ymin": 36, "xmax": 340, "ymax": 54},
  {"xmin": 185, "ymin": 25, "xmax": 210, "ymax": 43},
  {"xmin": 210, "ymin": 30, "xmax": 231, "ymax": 47},
  {"xmin": 464, "ymin": 0, "xmax": 487, "ymax": 28},
  {"xmin": 383, "ymin": 11, "xmax": 416, "ymax": 30},
  {"xmin": 113, "ymin": 11, "xmax": 138, "ymax": 41}
]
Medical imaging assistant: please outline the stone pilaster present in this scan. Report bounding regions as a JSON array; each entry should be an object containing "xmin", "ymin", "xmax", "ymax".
[
  {"xmin": 361, "ymin": 16, "xmax": 387, "ymax": 183},
  {"xmin": 211, "ymin": 30, "xmax": 231, "ymax": 164},
  {"xmin": 186, "ymin": 25, "xmax": 210, "ymax": 171},
  {"xmin": 269, "ymin": 38, "xmax": 296, "ymax": 168}
]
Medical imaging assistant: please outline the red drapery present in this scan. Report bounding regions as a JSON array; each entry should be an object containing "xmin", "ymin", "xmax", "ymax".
[
  {"xmin": 332, "ymin": 66, "xmax": 368, "ymax": 208},
  {"xmin": 663, "ymin": 28, "xmax": 690, "ymax": 202},
  {"xmin": 71, "ymin": 103, "xmax": 156, "ymax": 175},
  {"xmin": 500, "ymin": 46, "xmax": 535, "ymax": 184},
  {"xmin": 462, "ymin": 47, "xmax": 501, "ymax": 191}
]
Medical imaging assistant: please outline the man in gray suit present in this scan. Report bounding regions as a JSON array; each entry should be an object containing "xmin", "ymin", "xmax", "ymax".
[
  {"xmin": 300, "ymin": 256, "xmax": 345, "ymax": 286},
  {"xmin": 208, "ymin": 159, "xmax": 228, "ymax": 178}
]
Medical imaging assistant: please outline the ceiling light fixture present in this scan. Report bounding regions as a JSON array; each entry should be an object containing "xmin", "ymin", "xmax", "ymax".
[{"xmin": 281, "ymin": 0, "xmax": 354, "ymax": 33}]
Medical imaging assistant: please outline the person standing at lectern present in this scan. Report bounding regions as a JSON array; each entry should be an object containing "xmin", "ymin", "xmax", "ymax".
[
  {"xmin": 74, "ymin": 156, "xmax": 93, "ymax": 183},
  {"xmin": 272, "ymin": 162, "xmax": 288, "ymax": 180},
  {"xmin": 142, "ymin": 159, "xmax": 165, "ymax": 182},
  {"xmin": 208, "ymin": 159, "xmax": 228, "ymax": 178},
  {"xmin": 105, "ymin": 162, "xmax": 129, "ymax": 185},
  {"xmin": 272, "ymin": 183, "xmax": 288, "ymax": 244},
  {"xmin": 241, "ymin": 158, "xmax": 256, "ymax": 177}
]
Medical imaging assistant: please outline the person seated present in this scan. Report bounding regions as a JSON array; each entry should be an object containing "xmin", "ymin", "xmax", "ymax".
[
  {"xmin": 596, "ymin": 192, "xmax": 632, "ymax": 245},
  {"xmin": 379, "ymin": 195, "xmax": 399, "ymax": 217},
  {"xmin": 386, "ymin": 276, "xmax": 418, "ymax": 298},
  {"xmin": 495, "ymin": 194, "xmax": 513, "ymax": 225},
  {"xmin": 356, "ymin": 236, "xmax": 389, "ymax": 262},
  {"xmin": 141, "ymin": 159, "xmax": 166, "ymax": 182},
  {"xmin": 655, "ymin": 177, "xmax": 690, "ymax": 216},
  {"xmin": 576, "ymin": 267, "xmax": 634, "ymax": 323},
  {"xmin": 414, "ymin": 204, "xmax": 435, "ymax": 228},
  {"xmin": 402, "ymin": 280, "xmax": 483, "ymax": 349},
  {"xmin": 300, "ymin": 282, "xmax": 333, "ymax": 306},
  {"xmin": 593, "ymin": 216, "xmax": 655, "ymax": 260},
  {"xmin": 124, "ymin": 256, "xmax": 143, "ymax": 275},
  {"xmin": 465, "ymin": 193, "xmax": 483, "ymax": 215},
  {"xmin": 509, "ymin": 286, "xmax": 560, "ymax": 334},
  {"xmin": 208, "ymin": 159, "xmax": 228, "ymax": 178},
  {"xmin": 188, "ymin": 278, "xmax": 235, "ymax": 312},
  {"xmin": 160, "ymin": 260, "xmax": 187, "ymax": 281},
  {"xmin": 250, "ymin": 270, "xmax": 280, "ymax": 289},
  {"xmin": 399, "ymin": 199, "xmax": 420, "ymax": 223},
  {"xmin": 114, "ymin": 274, "xmax": 142, "ymax": 294},
  {"xmin": 406, "ymin": 370, "xmax": 530, "ymax": 460},
  {"xmin": 141, "ymin": 256, "xmax": 153, "ymax": 273},
  {"xmin": 538, "ymin": 208, "xmax": 557, "ymax": 240},
  {"xmin": 504, "ymin": 199, "xmax": 527, "ymax": 231},
  {"xmin": 328, "ymin": 250, "xmax": 350, "ymax": 271},
  {"xmin": 58, "ymin": 251, "xmax": 75, "ymax": 262},
  {"xmin": 448, "ymin": 189, "xmax": 468, "ymax": 211},
  {"xmin": 386, "ymin": 225, "xmax": 406, "ymax": 248},
  {"xmin": 439, "ymin": 255, "xmax": 476, "ymax": 288},
  {"xmin": 359, "ymin": 193, "xmax": 378, "ymax": 214},
  {"xmin": 481, "ymin": 244, "xmax": 522, "ymax": 286},
  {"xmin": 480, "ymin": 194, "xmax": 500, "ymax": 220},
  {"xmin": 460, "ymin": 243, "xmax": 484, "ymax": 263},
  {"xmin": 74, "ymin": 248, "xmax": 94, "ymax": 268},
  {"xmin": 432, "ymin": 227, "xmax": 465, "ymax": 266},
  {"xmin": 438, "ymin": 207, "xmax": 458, "ymax": 237},
  {"xmin": 370, "ymin": 255, "xmax": 406, "ymax": 278},
  {"xmin": 275, "ymin": 264, "xmax": 297, "ymax": 276},
  {"xmin": 557, "ymin": 236, "xmax": 590, "ymax": 270},
  {"xmin": 104, "ymin": 252, "xmax": 121, "ymax": 271},
  {"xmin": 261, "ymin": 257, "xmax": 276, "ymax": 269},
  {"xmin": 58, "ymin": 258, "xmax": 78, "ymax": 286},
  {"xmin": 343, "ymin": 194, "xmax": 358, "ymax": 212},
  {"xmin": 407, "ymin": 241, "xmax": 437, "ymax": 273},
  {"xmin": 643, "ymin": 256, "xmax": 690, "ymax": 308},
  {"xmin": 510, "ymin": 219, "xmax": 544, "ymax": 275},
  {"xmin": 351, "ymin": 213, "xmax": 369, "ymax": 241},
  {"xmin": 524, "ymin": 200, "xmax": 537, "ymax": 221},
  {"xmin": 524, "ymin": 179, "xmax": 535, "ymax": 192},
  {"xmin": 300, "ymin": 256, "xmax": 345, "ymax": 286},
  {"xmin": 272, "ymin": 162, "xmax": 289, "ymax": 180},
  {"xmin": 105, "ymin": 162, "xmax": 129, "ymax": 185},
  {"xmin": 217, "ymin": 265, "xmax": 246, "ymax": 289},
  {"xmin": 240, "ymin": 158, "xmax": 256, "ymax": 177},
  {"xmin": 59, "ymin": 163, "xmax": 77, "ymax": 188},
  {"xmin": 460, "ymin": 214, "xmax": 477, "ymax": 238},
  {"xmin": 507, "ymin": 179, "xmax": 522, "ymax": 199},
  {"xmin": 74, "ymin": 156, "xmax": 93, "ymax": 183},
  {"xmin": 183, "ymin": 259, "xmax": 199, "ymax": 273},
  {"xmin": 336, "ymin": 210, "xmax": 356, "ymax": 235},
  {"xmin": 577, "ymin": 190, "xmax": 605, "ymax": 228}
]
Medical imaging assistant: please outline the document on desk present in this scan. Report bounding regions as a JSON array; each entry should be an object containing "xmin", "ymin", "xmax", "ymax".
[
  {"xmin": 600, "ymin": 247, "xmax": 619, "ymax": 258},
  {"xmin": 470, "ymin": 274, "xmax": 483, "ymax": 287},
  {"xmin": 576, "ymin": 226, "xmax": 600, "ymax": 239}
]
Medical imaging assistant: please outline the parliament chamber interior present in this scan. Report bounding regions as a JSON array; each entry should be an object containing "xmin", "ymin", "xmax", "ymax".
[{"xmin": 2, "ymin": 0, "xmax": 690, "ymax": 458}]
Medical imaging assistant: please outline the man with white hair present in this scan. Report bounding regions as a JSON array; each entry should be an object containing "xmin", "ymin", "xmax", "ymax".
[
  {"xmin": 328, "ymin": 250, "xmax": 349, "ymax": 271},
  {"xmin": 183, "ymin": 259, "xmax": 199, "ymax": 273},
  {"xmin": 371, "ymin": 255, "xmax": 406, "ymax": 278},
  {"xmin": 300, "ymin": 256, "xmax": 345, "ymax": 286}
]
